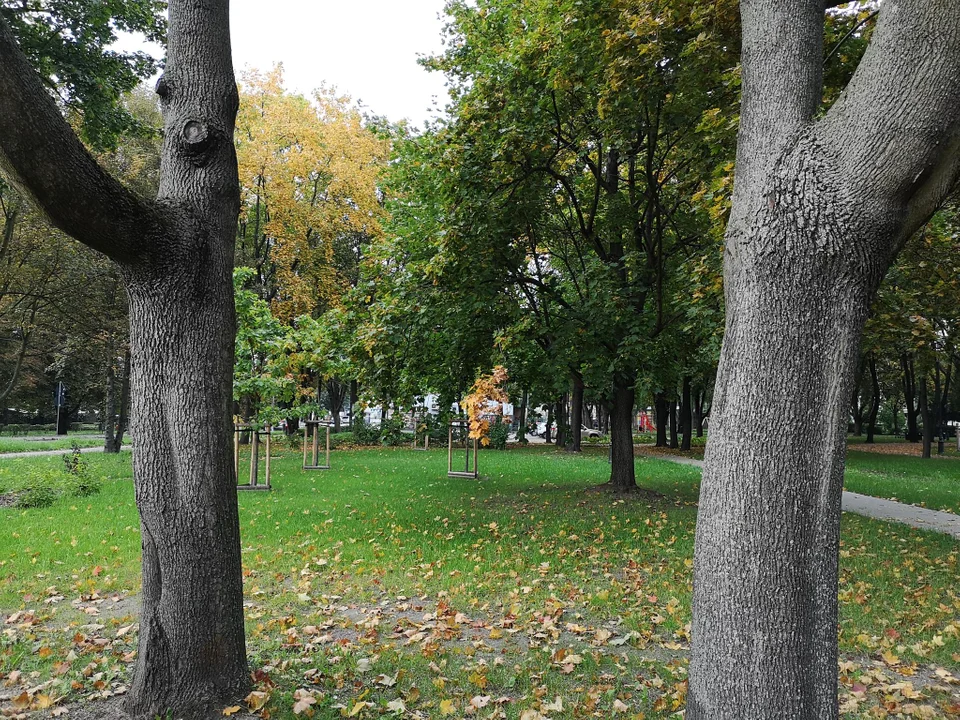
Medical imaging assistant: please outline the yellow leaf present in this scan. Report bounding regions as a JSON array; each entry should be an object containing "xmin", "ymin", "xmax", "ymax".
[
  {"xmin": 439, "ymin": 699, "xmax": 456, "ymax": 715},
  {"xmin": 222, "ymin": 706, "xmax": 242, "ymax": 716}
]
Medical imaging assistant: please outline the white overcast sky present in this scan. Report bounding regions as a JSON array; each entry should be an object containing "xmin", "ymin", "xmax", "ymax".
[{"xmin": 118, "ymin": 0, "xmax": 452, "ymax": 128}]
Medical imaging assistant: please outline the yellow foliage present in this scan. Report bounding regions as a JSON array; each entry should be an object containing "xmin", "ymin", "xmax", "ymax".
[
  {"xmin": 236, "ymin": 66, "xmax": 390, "ymax": 322},
  {"xmin": 462, "ymin": 366, "xmax": 510, "ymax": 445}
]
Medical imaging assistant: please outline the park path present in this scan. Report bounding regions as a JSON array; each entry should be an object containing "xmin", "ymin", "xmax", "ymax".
[{"xmin": 652, "ymin": 454, "xmax": 960, "ymax": 540}]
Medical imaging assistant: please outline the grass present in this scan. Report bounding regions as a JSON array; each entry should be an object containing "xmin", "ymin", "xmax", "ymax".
[
  {"xmin": 844, "ymin": 450, "xmax": 960, "ymax": 515},
  {"xmin": 0, "ymin": 435, "xmax": 107, "ymax": 454},
  {"xmin": 0, "ymin": 447, "xmax": 957, "ymax": 719}
]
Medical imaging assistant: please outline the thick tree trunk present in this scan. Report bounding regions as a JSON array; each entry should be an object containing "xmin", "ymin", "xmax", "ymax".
[
  {"xmin": 689, "ymin": 3, "xmax": 960, "ymax": 716},
  {"xmin": 0, "ymin": 7, "xmax": 253, "ymax": 713},
  {"xmin": 608, "ymin": 376, "xmax": 636, "ymax": 490},
  {"xmin": 654, "ymin": 392, "xmax": 668, "ymax": 447},
  {"xmin": 866, "ymin": 354, "xmax": 880, "ymax": 444},
  {"xmin": 567, "ymin": 373, "xmax": 583, "ymax": 452}
]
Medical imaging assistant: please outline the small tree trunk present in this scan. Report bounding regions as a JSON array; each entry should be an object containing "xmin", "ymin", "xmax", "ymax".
[
  {"xmin": 668, "ymin": 399, "xmax": 679, "ymax": 449},
  {"xmin": 554, "ymin": 396, "xmax": 567, "ymax": 448},
  {"xmin": 103, "ymin": 358, "xmax": 117, "ymax": 452},
  {"xmin": 902, "ymin": 354, "xmax": 920, "ymax": 442},
  {"xmin": 545, "ymin": 405, "xmax": 553, "ymax": 444},
  {"xmin": 567, "ymin": 373, "xmax": 584, "ymax": 452},
  {"xmin": 865, "ymin": 354, "xmax": 880, "ymax": 444},
  {"xmin": 654, "ymin": 392, "xmax": 668, "ymax": 447},
  {"xmin": 517, "ymin": 389, "xmax": 528, "ymax": 443},
  {"xmin": 680, "ymin": 375, "xmax": 692, "ymax": 451},
  {"xmin": 919, "ymin": 376, "xmax": 933, "ymax": 458},
  {"xmin": 608, "ymin": 376, "xmax": 636, "ymax": 490},
  {"xmin": 349, "ymin": 379, "xmax": 358, "ymax": 428}
]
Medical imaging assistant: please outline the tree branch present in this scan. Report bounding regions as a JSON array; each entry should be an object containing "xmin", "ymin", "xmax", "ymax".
[
  {"xmin": 817, "ymin": 0, "xmax": 960, "ymax": 249},
  {"xmin": 0, "ymin": 16, "xmax": 158, "ymax": 264}
]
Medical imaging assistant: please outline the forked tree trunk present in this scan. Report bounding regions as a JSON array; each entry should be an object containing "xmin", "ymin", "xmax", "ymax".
[
  {"xmin": 689, "ymin": 2, "xmax": 960, "ymax": 717},
  {"xmin": 0, "ymin": 2, "xmax": 250, "ymax": 716},
  {"xmin": 608, "ymin": 376, "xmax": 635, "ymax": 490}
]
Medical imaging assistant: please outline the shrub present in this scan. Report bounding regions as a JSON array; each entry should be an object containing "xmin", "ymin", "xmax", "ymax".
[
  {"xmin": 487, "ymin": 417, "xmax": 509, "ymax": 450},
  {"xmin": 330, "ymin": 431, "xmax": 357, "ymax": 448},
  {"xmin": 62, "ymin": 445, "xmax": 100, "ymax": 497},
  {"xmin": 16, "ymin": 485, "xmax": 58, "ymax": 509},
  {"xmin": 353, "ymin": 417, "xmax": 381, "ymax": 446},
  {"xmin": 379, "ymin": 415, "xmax": 407, "ymax": 447}
]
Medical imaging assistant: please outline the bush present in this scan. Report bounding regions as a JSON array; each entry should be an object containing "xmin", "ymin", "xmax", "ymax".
[
  {"xmin": 379, "ymin": 415, "xmax": 407, "ymax": 447},
  {"xmin": 16, "ymin": 485, "xmax": 58, "ymax": 509},
  {"xmin": 330, "ymin": 431, "xmax": 357, "ymax": 448},
  {"xmin": 62, "ymin": 445, "xmax": 100, "ymax": 497},
  {"xmin": 353, "ymin": 417, "xmax": 381, "ymax": 446},
  {"xmin": 487, "ymin": 417, "xmax": 509, "ymax": 450}
]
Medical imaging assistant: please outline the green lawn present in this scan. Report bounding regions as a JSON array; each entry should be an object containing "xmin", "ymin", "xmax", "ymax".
[
  {"xmin": 0, "ymin": 447, "xmax": 956, "ymax": 718},
  {"xmin": 844, "ymin": 450, "xmax": 960, "ymax": 515},
  {"xmin": 0, "ymin": 434, "xmax": 106, "ymax": 454}
]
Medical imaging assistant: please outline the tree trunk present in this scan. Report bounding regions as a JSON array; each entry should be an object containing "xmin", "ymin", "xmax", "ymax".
[
  {"xmin": 517, "ymin": 389, "xmax": 527, "ymax": 443},
  {"xmin": 668, "ymin": 399, "xmax": 679, "ymax": 449},
  {"xmin": 902, "ymin": 354, "xmax": 920, "ymax": 442},
  {"xmin": 567, "ymin": 372, "xmax": 583, "ymax": 452},
  {"xmin": 689, "ymin": 2, "xmax": 960, "ymax": 715},
  {"xmin": 103, "ymin": 357, "xmax": 117, "ymax": 452},
  {"xmin": 608, "ymin": 376, "xmax": 635, "ymax": 490},
  {"xmin": 0, "ymin": 2, "xmax": 252, "ymax": 714},
  {"xmin": 654, "ymin": 392, "xmax": 668, "ymax": 447},
  {"xmin": 554, "ymin": 396, "xmax": 567, "ymax": 448},
  {"xmin": 865, "ymin": 353, "xmax": 880, "ymax": 444},
  {"xmin": 919, "ymin": 376, "xmax": 933, "ymax": 459},
  {"xmin": 326, "ymin": 378, "xmax": 346, "ymax": 432},
  {"xmin": 544, "ymin": 405, "xmax": 552, "ymax": 444},
  {"xmin": 680, "ymin": 375, "xmax": 692, "ymax": 451},
  {"xmin": 349, "ymin": 379, "xmax": 358, "ymax": 428}
]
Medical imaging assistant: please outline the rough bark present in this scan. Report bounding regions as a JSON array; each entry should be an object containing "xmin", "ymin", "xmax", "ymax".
[
  {"xmin": 608, "ymin": 376, "xmax": 636, "ymax": 490},
  {"xmin": 689, "ymin": 2, "xmax": 960, "ymax": 718},
  {"xmin": 0, "ymin": 3, "xmax": 250, "ymax": 717}
]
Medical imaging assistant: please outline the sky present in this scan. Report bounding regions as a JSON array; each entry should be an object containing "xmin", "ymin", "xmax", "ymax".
[{"xmin": 119, "ymin": 0, "xmax": 452, "ymax": 128}]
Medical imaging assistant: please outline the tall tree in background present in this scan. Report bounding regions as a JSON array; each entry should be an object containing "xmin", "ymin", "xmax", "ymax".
[
  {"xmin": 689, "ymin": 2, "xmax": 960, "ymax": 717},
  {"xmin": 0, "ymin": 2, "xmax": 249, "ymax": 718}
]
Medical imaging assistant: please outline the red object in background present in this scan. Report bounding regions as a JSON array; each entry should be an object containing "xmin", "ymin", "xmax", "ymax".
[{"xmin": 638, "ymin": 411, "xmax": 655, "ymax": 432}]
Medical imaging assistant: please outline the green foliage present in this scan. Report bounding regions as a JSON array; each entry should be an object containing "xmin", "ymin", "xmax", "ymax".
[
  {"xmin": 62, "ymin": 444, "xmax": 100, "ymax": 497},
  {"xmin": 378, "ymin": 414, "xmax": 407, "ymax": 447},
  {"xmin": 1, "ymin": 0, "xmax": 166, "ymax": 149}
]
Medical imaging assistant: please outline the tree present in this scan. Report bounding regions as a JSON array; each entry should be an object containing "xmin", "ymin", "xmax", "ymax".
[
  {"xmin": 0, "ymin": 2, "xmax": 249, "ymax": 717},
  {"xmin": 689, "ymin": 2, "xmax": 960, "ymax": 717}
]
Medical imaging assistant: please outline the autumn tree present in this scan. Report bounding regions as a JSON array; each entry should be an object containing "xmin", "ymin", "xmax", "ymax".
[
  {"xmin": 689, "ymin": 2, "xmax": 960, "ymax": 717},
  {"xmin": 0, "ymin": 2, "xmax": 249, "ymax": 718}
]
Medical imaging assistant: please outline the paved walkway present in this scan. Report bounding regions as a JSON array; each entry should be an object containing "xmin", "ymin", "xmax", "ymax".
[{"xmin": 650, "ymin": 454, "xmax": 960, "ymax": 540}]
